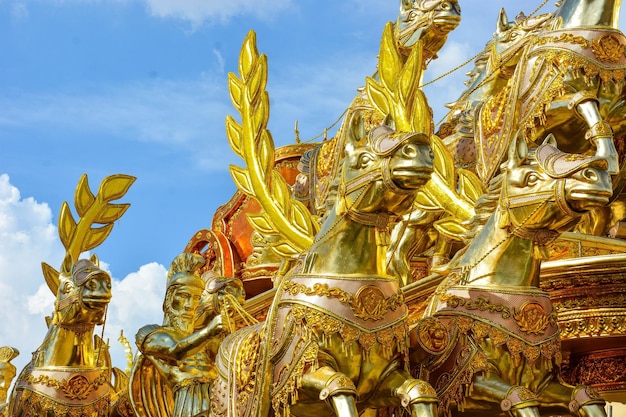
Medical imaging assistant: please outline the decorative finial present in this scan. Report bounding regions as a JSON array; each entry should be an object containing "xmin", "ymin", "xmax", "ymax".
[{"xmin": 294, "ymin": 120, "xmax": 301, "ymax": 143}]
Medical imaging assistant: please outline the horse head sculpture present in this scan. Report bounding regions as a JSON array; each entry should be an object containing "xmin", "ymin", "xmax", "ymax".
[
  {"xmin": 211, "ymin": 123, "xmax": 439, "ymax": 417},
  {"xmin": 412, "ymin": 136, "xmax": 611, "ymax": 417},
  {"xmin": 307, "ymin": 123, "xmax": 434, "ymax": 276},
  {"xmin": 8, "ymin": 254, "xmax": 114, "ymax": 417},
  {"xmin": 462, "ymin": 0, "xmax": 625, "ymax": 191},
  {"xmin": 395, "ymin": 0, "xmax": 461, "ymax": 62},
  {"xmin": 8, "ymin": 173, "xmax": 134, "ymax": 417},
  {"xmin": 38, "ymin": 254, "xmax": 112, "ymax": 368}
]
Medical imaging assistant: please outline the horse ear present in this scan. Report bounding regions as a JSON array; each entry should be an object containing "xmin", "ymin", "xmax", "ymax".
[
  {"xmin": 496, "ymin": 8, "xmax": 510, "ymax": 34},
  {"xmin": 507, "ymin": 133, "xmax": 527, "ymax": 169},
  {"xmin": 383, "ymin": 114, "xmax": 396, "ymax": 130},
  {"xmin": 348, "ymin": 113, "xmax": 366, "ymax": 145},
  {"xmin": 90, "ymin": 253, "xmax": 100, "ymax": 267},
  {"xmin": 542, "ymin": 134, "xmax": 558, "ymax": 147},
  {"xmin": 61, "ymin": 252, "xmax": 74, "ymax": 275}
]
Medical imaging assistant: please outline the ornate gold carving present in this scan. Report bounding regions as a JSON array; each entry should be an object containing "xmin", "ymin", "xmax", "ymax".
[
  {"xmin": 16, "ymin": 389, "xmax": 109, "ymax": 417},
  {"xmin": 513, "ymin": 302, "xmax": 550, "ymax": 335},
  {"xmin": 416, "ymin": 317, "xmax": 449, "ymax": 354},
  {"xmin": 353, "ymin": 286, "xmax": 391, "ymax": 321},
  {"xmin": 446, "ymin": 295, "xmax": 512, "ymax": 319},
  {"xmin": 290, "ymin": 304, "xmax": 408, "ymax": 355},
  {"xmin": 282, "ymin": 281, "xmax": 405, "ymax": 321},
  {"xmin": 591, "ymin": 34, "xmax": 625, "ymax": 63},
  {"xmin": 566, "ymin": 350, "xmax": 626, "ymax": 388},
  {"xmin": 559, "ymin": 314, "xmax": 626, "ymax": 339},
  {"xmin": 480, "ymin": 84, "xmax": 511, "ymax": 139},
  {"xmin": 23, "ymin": 370, "xmax": 109, "ymax": 400},
  {"xmin": 236, "ymin": 330, "xmax": 260, "ymax": 390},
  {"xmin": 585, "ymin": 120, "xmax": 613, "ymax": 140},
  {"xmin": 451, "ymin": 316, "xmax": 561, "ymax": 365},
  {"xmin": 533, "ymin": 33, "xmax": 589, "ymax": 48}
]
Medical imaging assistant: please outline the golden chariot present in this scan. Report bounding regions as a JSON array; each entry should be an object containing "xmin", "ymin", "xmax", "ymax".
[{"xmin": 3, "ymin": 1, "xmax": 626, "ymax": 417}]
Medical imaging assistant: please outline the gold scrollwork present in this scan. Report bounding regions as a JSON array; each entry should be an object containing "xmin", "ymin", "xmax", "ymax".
[
  {"xmin": 290, "ymin": 304, "xmax": 408, "ymax": 355},
  {"xmin": 282, "ymin": 281, "xmax": 404, "ymax": 321},
  {"xmin": 446, "ymin": 295, "xmax": 512, "ymax": 319},
  {"xmin": 533, "ymin": 33, "xmax": 589, "ymax": 48},
  {"xmin": 16, "ymin": 390, "xmax": 109, "ymax": 416},
  {"xmin": 23, "ymin": 370, "xmax": 109, "ymax": 401}
]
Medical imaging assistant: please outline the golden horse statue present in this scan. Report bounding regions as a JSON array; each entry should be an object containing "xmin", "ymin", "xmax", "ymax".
[
  {"xmin": 7, "ymin": 174, "xmax": 135, "ymax": 417},
  {"xmin": 411, "ymin": 136, "xmax": 612, "ymax": 417},
  {"xmin": 295, "ymin": 0, "xmax": 462, "ymax": 219},
  {"xmin": 441, "ymin": 8, "xmax": 554, "ymax": 171},
  {"xmin": 210, "ymin": 123, "xmax": 439, "ymax": 417},
  {"xmin": 449, "ymin": 0, "xmax": 625, "ymax": 204}
]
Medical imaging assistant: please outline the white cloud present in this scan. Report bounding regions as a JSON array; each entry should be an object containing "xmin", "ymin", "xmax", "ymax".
[
  {"xmin": 26, "ymin": 284, "xmax": 55, "ymax": 315},
  {"xmin": 212, "ymin": 48, "xmax": 225, "ymax": 74},
  {"xmin": 108, "ymin": 262, "xmax": 166, "ymax": 324},
  {"xmin": 143, "ymin": 0, "xmax": 293, "ymax": 27},
  {"xmin": 0, "ymin": 174, "xmax": 64, "ymax": 378},
  {"xmin": 421, "ymin": 40, "xmax": 478, "ymax": 124}
]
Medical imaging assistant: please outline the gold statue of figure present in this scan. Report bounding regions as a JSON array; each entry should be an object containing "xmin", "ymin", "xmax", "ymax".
[
  {"xmin": 8, "ymin": 174, "xmax": 135, "ymax": 417},
  {"xmin": 0, "ymin": 346, "xmax": 19, "ymax": 416},
  {"xmin": 130, "ymin": 253, "xmax": 248, "ymax": 417},
  {"xmin": 411, "ymin": 136, "xmax": 611, "ymax": 417}
]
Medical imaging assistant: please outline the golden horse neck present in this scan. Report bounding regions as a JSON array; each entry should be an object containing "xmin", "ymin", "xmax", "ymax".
[
  {"xmin": 455, "ymin": 215, "xmax": 543, "ymax": 288},
  {"xmin": 303, "ymin": 210, "xmax": 392, "ymax": 277},
  {"xmin": 34, "ymin": 323, "xmax": 100, "ymax": 368}
]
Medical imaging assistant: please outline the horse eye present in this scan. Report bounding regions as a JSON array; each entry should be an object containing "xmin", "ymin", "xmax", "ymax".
[
  {"xmin": 358, "ymin": 153, "xmax": 374, "ymax": 168},
  {"xmin": 527, "ymin": 173, "xmax": 539, "ymax": 185}
]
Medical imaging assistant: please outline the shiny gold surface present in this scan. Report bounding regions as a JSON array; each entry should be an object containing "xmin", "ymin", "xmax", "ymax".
[
  {"xmin": 210, "ymin": 114, "xmax": 439, "ymax": 417},
  {"xmin": 7, "ymin": 1, "xmax": 626, "ymax": 416},
  {"xmin": 130, "ymin": 253, "xmax": 223, "ymax": 417},
  {"xmin": 0, "ymin": 346, "xmax": 18, "ymax": 412},
  {"xmin": 8, "ymin": 174, "xmax": 135, "ymax": 417},
  {"xmin": 414, "ymin": 138, "xmax": 612, "ymax": 416}
]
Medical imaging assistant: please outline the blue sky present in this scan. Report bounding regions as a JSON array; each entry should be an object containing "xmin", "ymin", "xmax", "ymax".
[{"xmin": 2, "ymin": 0, "xmax": 624, "ymax": 382}]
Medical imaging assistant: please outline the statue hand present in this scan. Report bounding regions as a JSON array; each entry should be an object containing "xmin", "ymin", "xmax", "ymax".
[{"xmin": 207, "ymin": 314, "xmax": 224, "ymax": 336}]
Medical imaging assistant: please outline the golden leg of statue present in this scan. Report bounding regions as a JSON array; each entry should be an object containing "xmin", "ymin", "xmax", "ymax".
[
  {"xmin": 471, "ymin": 375, "xmax": 541, "ymax": 417},
  {"xmin": 329, "ymin": 394, "xmax": 359, "ymax": 417},
  {"xmin": 301, "ymin": 366, "xmax": 359, "ymax": 417},
  {"xmin": 537, "ymin": 381, "xmax": 607, "ymax": 417}
]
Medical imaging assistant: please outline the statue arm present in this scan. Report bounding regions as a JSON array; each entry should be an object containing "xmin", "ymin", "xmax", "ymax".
[{"xmin": 137, "ymin": 315, "xmax": 223, "ymax": 361}]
